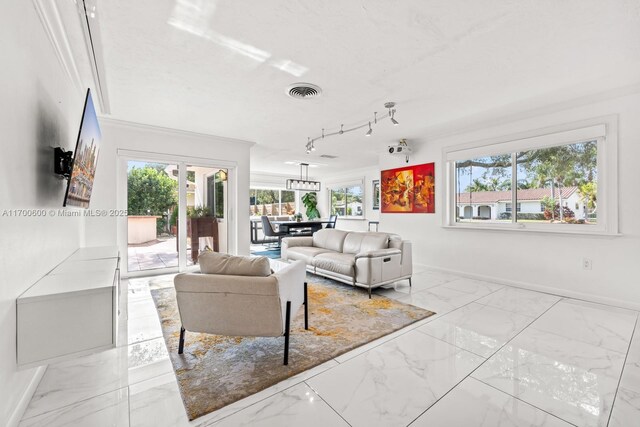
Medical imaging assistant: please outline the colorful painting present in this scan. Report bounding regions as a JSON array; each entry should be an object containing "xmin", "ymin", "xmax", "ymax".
[{"xmin": 381, "ymin": 163, "xmax": 435, "ymax": 213}]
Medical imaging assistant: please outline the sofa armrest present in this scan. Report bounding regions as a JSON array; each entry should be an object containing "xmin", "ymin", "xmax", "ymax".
[
  {"xmin": 354, "ymin": 248, "xmax": 401, "ymax": 260},
  {"xmin": 281, "ymin": 236, "xmax": 314, "ymax": 260},
  {"xmin": 281, "ymin": 236, "xmax": 313, "ymax": 247}
]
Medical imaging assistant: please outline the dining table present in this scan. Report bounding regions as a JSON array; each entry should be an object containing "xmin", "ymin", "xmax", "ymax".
[{"xmin": 271, "ymin": 219, "xmax": 332, "ymax": 235}]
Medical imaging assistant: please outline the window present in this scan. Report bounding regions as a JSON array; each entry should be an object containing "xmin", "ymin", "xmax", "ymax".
[
  {"xmin": 329, "ymin": 184, "xmax": 364, "ymax": 218},
  {"xmin": 249, "ymin": 188, "xmax": 296, "ymax": 217},
  {"xmin": 445, "ymin": 121, "xmax": 616, "ymax": 234},
  {"xmin": 206, "ymin": 170, "xmax": 226, "ymax": 218},
  {"xmin": 455, "ymin": 153, "xmax": 512, "ymax": 223}
]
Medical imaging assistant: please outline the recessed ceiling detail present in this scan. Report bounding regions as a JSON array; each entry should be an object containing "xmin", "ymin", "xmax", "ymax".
[{"xmin": 286, "ymin": 83, "xmax": 322, "ymax": 99}]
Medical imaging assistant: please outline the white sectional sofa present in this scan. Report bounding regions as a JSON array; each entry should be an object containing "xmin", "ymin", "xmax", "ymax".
[{"xmin": 281, "ymin": 229, "xmax": 412, "ymax": 298}]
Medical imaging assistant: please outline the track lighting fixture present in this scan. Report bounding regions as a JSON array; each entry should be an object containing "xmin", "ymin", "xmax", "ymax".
[
  {"xmin": 391, "ymin": 110, "xmax": 399, "ymax": 126},
  {"xmin": 304, "ymin": 102, "xmax": 400, "ymax": 154}
]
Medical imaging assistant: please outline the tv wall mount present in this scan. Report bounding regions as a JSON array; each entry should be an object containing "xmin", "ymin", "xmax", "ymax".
[{"xmin": 54, "ymin": 147, "xmax": 73, "ymax": 180}]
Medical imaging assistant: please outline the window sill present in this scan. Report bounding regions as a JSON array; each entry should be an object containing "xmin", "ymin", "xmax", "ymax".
[
  {"xmin": 442, "ymin": 224, "xmax": 621, "ymax": 238},
  {"xmin": 337, "ymin": 217, "xmax": 367, "ymax": 221}
]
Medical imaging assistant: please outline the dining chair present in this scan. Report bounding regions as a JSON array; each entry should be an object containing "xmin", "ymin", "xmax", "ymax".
[
  {"xmin": 325, "ymin": 215, "xmax": 338, "ymax": 229},
  {"xmin": 261, "ymin": 215, "xmax": 288, "ymax": 247}
]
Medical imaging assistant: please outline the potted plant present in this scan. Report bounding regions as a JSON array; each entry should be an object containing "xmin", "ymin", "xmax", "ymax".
[
  {"xmin": 301, "ymin": 192, "xmax": 320, "ymax": 220},
  {"xmin": 293, "ymin": 212, "xmax": 303, "ymax": 222}
]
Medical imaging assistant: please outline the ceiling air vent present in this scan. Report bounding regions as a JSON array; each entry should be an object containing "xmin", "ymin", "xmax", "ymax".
[
  {"xmin": 286, "ymin": 83, "xmax": 322, "ymax": 100},
  {"xmin": 320, "ymin": 154, "xmax": 338, "ymax": 159}
]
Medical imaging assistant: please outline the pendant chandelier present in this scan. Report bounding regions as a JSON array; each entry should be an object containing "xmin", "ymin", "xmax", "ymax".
[{"xmin": 286, "ymin": 163, "xmax": 321, "ymax": 191}]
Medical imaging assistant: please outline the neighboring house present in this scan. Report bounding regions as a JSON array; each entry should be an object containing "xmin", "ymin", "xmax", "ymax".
[{"xmin": 456, "ymin": 186, "xmax": 587, "ymax": 220}]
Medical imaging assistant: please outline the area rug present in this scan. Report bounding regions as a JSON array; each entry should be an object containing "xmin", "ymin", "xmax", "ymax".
[
  {"xmin": 150, "ymin": 274, "xmax": 435, "ymax": 420},
  {"xmin": 251, "ymin": 248, "xmax": 281, "ymax": 259}
]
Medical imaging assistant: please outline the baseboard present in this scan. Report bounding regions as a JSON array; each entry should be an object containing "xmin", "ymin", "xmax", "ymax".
[
  {"xmin": 421, "ymin": 264, "xmax": 640, "ymax": 312},
  {"xmin": 7, "ymin": 365, "xmax": 46, "ymax": 427}
]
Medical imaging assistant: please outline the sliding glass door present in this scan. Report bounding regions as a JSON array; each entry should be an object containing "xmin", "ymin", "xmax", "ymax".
[{"xmin": 121, "ymin": 154, "xmax": 233, "ymax": 276}]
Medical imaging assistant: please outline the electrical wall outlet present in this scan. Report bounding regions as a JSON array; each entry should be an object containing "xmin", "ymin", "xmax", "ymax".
[{"xmin": 582, "ymin": 258, "xmax": 593, "ymax": 270}]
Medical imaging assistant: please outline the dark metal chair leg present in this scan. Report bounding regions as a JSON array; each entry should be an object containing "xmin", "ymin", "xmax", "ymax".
[
  {"xmin": 178, "ymin": 326, "xmax": 186, "ymax": 354},
  {"xmin": 368, "ymin": 286, "xmax": 372, "ymax": 299},
  {"xmin": 303, "ymin": 282, "xmax": 309, "ymax": 330},
  {"xmin": 283, "ymin": 301, "xmax": 291, "ymax": 365},
  {"xmin": 409, "ymin": 277, "xmax": 412, "ymax": 287}
]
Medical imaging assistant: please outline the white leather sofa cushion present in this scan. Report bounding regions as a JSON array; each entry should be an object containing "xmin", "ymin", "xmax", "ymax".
[
  {"xmin": 312, "ymin": 229, "xmax": 349, "ymax": 252},
  {"xmin": 343, "ymin": 232, "xmax": 389, "ymax": 254},
  {"xmin": 199, "ymin": 252, "xmax": 271, "ymax": 277},
  {"xmin": 285, "ymin": 246, "xmax": 333, "ymax": 263},
  {"xmin": 312, "ymin": 253, "xmax": 356, "ymax": 276}
]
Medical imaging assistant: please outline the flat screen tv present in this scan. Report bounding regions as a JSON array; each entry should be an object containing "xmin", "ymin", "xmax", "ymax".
[{"xmin": 63, "ymin": 89, "xmax": 101, "ymax": 208}]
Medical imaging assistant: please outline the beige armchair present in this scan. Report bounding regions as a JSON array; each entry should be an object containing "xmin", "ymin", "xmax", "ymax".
[{"xmin": 174, "ymin": 253, "xmax": 308, "ymax": 365}]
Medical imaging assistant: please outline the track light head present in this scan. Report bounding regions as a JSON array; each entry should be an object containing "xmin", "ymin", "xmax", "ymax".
[
  {"xmin": 391, "ymin": 110, "xmax": 399, "ymax": 126},
  {"xmin": 365, "ymin": 122, "xmax": 372, "ymax": 136}
]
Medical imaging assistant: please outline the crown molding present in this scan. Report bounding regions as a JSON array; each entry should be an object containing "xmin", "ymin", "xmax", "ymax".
[
  {"xmin": 32, "ymin": 0, "xmax": 83, "ymax": 93},
  {"xmin": 31, "ymin": 0, "xmax": 110, "ymax": 113},
  {"xmin": 98, "ymin": 116, "xmax": 257, "ymax": 147}
]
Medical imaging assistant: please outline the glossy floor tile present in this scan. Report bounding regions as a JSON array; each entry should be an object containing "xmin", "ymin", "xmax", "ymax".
[
  {"xmin": 475, "ymin": 287, "xmax": 561, "ymax": 317},
  {"xmin": 211, "ymin": 383, "xmax": 348, "ymax": 426},
  {"xmin": 307, "ymin": 330, "xmax": 484, "ymax": 427},
  {"xmin": 531, "ymin": 299, "xmax": 637, "ymax": 354},
  {"xmin": 411, "ymin": 377, "xmax": 572, "ymax": 427},
  {"xmin": 127, "ymin": 314, "xmax": 163, "ymax": 345},
  {"xmin": 396, "ymin": 284, "xmax": 491, "ymax": 318},
  {"xmin": 608, "ymin": 387, "xmax": 640, "ymax": 427},
  {"xmin": 20, "ymin": 388, "xmax": 129, "ymax": 427},
  {"xmin": 441, "ymin": 277, "xmax": 504, "ymax": 295},
  {"xmin": 20, "ymin": 269, "xmax": 640, "ymax": 427},
  {"xmin": 23, "ymin": 337, "xmax": 170, "ymax": 419},
  {"xmin": 418, "ymin": 302, "xmax": 534, "ymax": 358},
  {"xmin": 473, "ymin": 327, "xmax": 627, "ymax": 427}
]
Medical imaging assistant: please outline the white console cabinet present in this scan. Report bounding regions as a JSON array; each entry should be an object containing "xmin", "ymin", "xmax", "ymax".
[{"xmin": 17, "ymin": 246, "xmax": 120, "ymax": 368}]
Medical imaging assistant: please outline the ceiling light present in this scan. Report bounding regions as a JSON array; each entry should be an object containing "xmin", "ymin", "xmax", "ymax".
[
  {"xmin": 286, "ymin": 163, "xmax": 321, "ymax": 191},
  {"xmin": 391, "ymin": 111, "xmax": 399, "ymax": 126},
  {"xmin": 303, "ymin": 102, "xmax": 400, "ymax": 153}
]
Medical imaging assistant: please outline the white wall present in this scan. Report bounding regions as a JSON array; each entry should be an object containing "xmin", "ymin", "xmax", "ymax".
[
  {"xmin": 316, "ymin": 166, "xmax": 381, "ymax": 232},
  {"xmin": 0, "ymin": 2, "xmax": 88, "ymax": 425},
  {"xmin": 85, "ymin": 119, "xmax": 253, "ymax": 256},
  {"xmin": 378, "ymin": 91, "xmax": 640, "ymax": 308}
]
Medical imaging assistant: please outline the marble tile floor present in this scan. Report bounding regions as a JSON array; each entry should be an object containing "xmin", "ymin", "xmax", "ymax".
[{"xmin": 19, "ymin": 270, "xmax": 640, "ymax": 427}]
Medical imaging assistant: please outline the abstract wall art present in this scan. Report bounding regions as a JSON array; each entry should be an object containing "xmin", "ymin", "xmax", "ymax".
[{"xmin": 380, "ymin": 163, "xmax": 435, "ymax": 213}]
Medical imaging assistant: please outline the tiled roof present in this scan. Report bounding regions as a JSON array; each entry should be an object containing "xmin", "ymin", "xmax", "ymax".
[{"xmin": 456, "ymin": 186, "xmax": 578, "ymax": 204}]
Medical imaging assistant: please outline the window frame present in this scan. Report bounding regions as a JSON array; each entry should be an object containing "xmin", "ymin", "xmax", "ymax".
[
  {"xmin": 443, "ymin": 116, "xmax": 619, "ymax": 236},
  {"xmin": 249, "ymin": 187, "xmax": 296, "ymax": 218},
  {"xmin": 327, "ymin": 179, "xmax": 365, "ymax": 220}
]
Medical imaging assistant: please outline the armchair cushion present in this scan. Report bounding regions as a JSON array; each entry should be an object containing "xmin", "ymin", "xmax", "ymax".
[{"xmin": 199, "ymin": 252, "xmax": 271, "ymax": 277}]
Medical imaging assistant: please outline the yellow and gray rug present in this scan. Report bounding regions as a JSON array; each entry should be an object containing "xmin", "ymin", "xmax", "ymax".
[{"xmin": 150, "ymin": 274, "xmax": 435, "ymax": 420}]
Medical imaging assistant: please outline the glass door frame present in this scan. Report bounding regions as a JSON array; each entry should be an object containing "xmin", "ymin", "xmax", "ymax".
[{"xmin": 117, "ymin": 149, "xmax": 238, "ymax": 278}]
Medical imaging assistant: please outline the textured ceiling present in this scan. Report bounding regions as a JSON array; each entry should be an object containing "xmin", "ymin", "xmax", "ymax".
[{"xmin": 97, "ymin": 0, "xmax": 640, "ymax": 174}]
